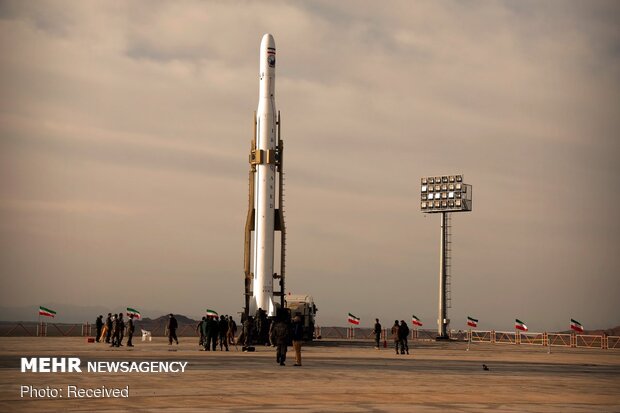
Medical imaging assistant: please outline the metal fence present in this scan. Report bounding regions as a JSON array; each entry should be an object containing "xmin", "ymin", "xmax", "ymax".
[{"xmin": 465, "ymin": 329, "xmax": 618, "ymax": 350}]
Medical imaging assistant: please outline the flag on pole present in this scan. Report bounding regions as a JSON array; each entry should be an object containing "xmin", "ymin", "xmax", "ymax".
[
  {"xmin": 570, "ymin": 318, "xmax": 584, "ymax": 333},
  {"xmin": 347, "ymin": 313, "xmax": 360, "ymax": 325},
  {"xmin": 126, "ymin": 307, "xmax": 141, "ymax": 319},
  {"xmin": 39, "ymin": 306, "xmax": 56, "ymax": 318},
  {"xmin": 515, "ymin": 319, "xmax": 528, "ymax": 331},
  {"xmin": 467, "ymin": 316, "xmax": 478, "ymax": 328},
  {"xmin": 411, "ymin": 315, "xmax": 423, "ymax": 327},
  {"xmin": 206, "ymin": 309, "xmax": 218, "ymax": 318}
]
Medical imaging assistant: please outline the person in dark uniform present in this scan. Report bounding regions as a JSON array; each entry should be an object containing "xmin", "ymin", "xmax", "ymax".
[
  {"xmin": 95, "ymin": 315, "xmax": 103, "ymax": 342},
  {"xmin": 126, "ymin": 314, "xmax": 135, "ymax": 347},
  {"xmin": 227, "ymin": 316, "xmax": 237, "ymax": 345},
  {"xmin": 205, "ymin": 315, "xmax": 219, "ymax": 351},
  {"xmin": 168, "ymin": 314, "xmax": 179, "ymax": 345},
  {"xmin": 374, "ymin": 318, "xmax": 382, "ymax": 349},
  {"xmin": 391, "ymin": 320, "xmax": 400, "ymax": 354},
  {"xmin": 219, "ymin": 315, "xmax": 229, "ymax": 351},
  {"xmin": 117, "ymin": 313, "xmax": 125, "ymax": 346},
  {"xmin": 270, "ymin": 312, "xmax": 289, "ymax": 366},
  {"xmin": 110, "ymin": 314, "xmax": 119, "ymax": 347},
  {"xmin": 105, "ymin": 313, "xmax": 112, "ymax": 343},
  {"xmin": 398, "ymin": 320, "xmax": 410, "ymax": 355}
]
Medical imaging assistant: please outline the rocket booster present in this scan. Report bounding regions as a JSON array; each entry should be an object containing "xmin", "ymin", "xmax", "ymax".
[{"xmin": 251, "ymin": 34, "xmax": 277, "ymax": 317}]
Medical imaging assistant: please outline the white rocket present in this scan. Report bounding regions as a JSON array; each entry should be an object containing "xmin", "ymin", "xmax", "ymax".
[{"xmin": 250, "ymin": 34, "xmax": 277, "ymax": 317}]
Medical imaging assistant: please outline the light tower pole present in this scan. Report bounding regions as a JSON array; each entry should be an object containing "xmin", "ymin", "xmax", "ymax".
[{"xmin": 420, "ymin": 174, "xmax": 472, "ymax": 340}]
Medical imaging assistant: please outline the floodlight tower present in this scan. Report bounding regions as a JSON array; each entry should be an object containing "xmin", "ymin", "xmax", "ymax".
[{"xmin": 420, "ymin": 174, "xmax": 472, "ymax": 340}]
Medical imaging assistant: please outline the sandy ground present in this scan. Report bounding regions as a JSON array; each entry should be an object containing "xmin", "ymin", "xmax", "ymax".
[{"xmin": 0, "ymin": 337, "xmax": 618, "ymax": 412}]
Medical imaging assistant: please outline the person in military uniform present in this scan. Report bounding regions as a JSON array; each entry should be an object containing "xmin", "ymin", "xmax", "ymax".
[
  {"xmin": 291, "ymin": 314, "xmax": 304, "ymax": 366},
  {"xmin": 104, "ymin": 313, "xmax": 112, "ymax": 343},
  {"xmin": 242, "ymin": 316, "xmax": 254, "ymax": 350},
  {"xmin": 126, "ymin": 314, "xmax": 135, "ymax": 347},
  {"xmin": 196, "ymin": 317, "xmax": 206, "ymax": 347},
  {"xmin": 391, "ymin": 320, "xmax": 400, "ymax": 354},
  {"xmin": 374, "ymin": 318, "xmax": 382, "ymax": 349},
  {"xmin": 227, "ymin": 316, "xmax": 237, "ymax": 345},
  {"xmin": 270, "ymin": 311, "xmax": 289, "ymax": 366},
  {"xmin": 398, "ymin": 320, "xmax": 410, "ymax": 355},
  {"xmin": 219, "ymin": 315, "xmax": 229, "ymax": 351},
  {"xmin": 110, "ymin": 314, "xmax": 119, "ymax": 347},
  {"xmin": 167, "ymin": 314, "xmax": 179, "ymax": 345},
  {"xmin": 95, "ymin": 315, "xmax": 103, "ymax": 342},
  {"xmin": 117, "ymin": 313, "xmax": 125, "ymax": 346}
]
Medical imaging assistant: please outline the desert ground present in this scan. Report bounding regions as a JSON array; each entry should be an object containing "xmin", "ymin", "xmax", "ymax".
[{"xmin": 0, "ymin": 337, "xmax": 618, "ymax": 412}]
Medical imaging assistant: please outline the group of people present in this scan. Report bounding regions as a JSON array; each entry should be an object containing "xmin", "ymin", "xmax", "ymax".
[
  {"xmin": 195, "ymin": 314, "xmax": 237, "ymax": 351},
  {"xmin": 373, "ymin": 318, "xmax": 410, "ymax": 355},
  {"xmin": 95, "ymin": 313, "xmax": 136, "ymax": 348},
  {"xmin": 269, "ymin": 311, "xmax": 304, "ymax": 366}
]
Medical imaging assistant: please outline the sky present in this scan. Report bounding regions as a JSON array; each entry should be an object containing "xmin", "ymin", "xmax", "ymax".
[{"xmin": 0, "ymin": 1, "xmax": 619, "ymax": 331}]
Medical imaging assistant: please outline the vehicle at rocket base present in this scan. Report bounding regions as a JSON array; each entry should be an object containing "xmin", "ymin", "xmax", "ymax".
[{"xmin": 251, "ymin": 33, "xmax": 277, "ymax": 317}]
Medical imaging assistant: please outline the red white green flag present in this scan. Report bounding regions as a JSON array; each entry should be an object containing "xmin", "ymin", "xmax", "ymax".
[
  {"xmin": 206, "ymin": 309, "xmax": 218, "ymax": 318},
  {"xmin": 347, "ymin": 313, "xmax": 360, "ymax": 325},
  {"xmin": 515, "ymin": 319, "xmax": 528, "ymax": 331},
  {"xmin": 412, "ymin": 315, "xmax": 423, "ymax": 327},
  {"xmin": 39, "ymin": 306, "xmax": 56, "ymax": 318},
  {"xmin": 467, "ymin": 316, "xmax": 478, "ymax": 328},
  {"xmin": 570, "ymin": 318, "xmax": 584, "ymax": 333},
  {"xmin": 126, "ymin": 307, "xmax": 141, "ymax": 319}
]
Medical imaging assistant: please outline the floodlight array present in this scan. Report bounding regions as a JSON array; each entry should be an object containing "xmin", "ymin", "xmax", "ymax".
[{"xmin": 421, "ymin": 174, "xmax": 472, "ymax": 213}]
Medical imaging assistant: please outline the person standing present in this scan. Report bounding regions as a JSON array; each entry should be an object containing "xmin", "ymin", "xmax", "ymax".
[
  {"xmin": 168, "ymin": 314, "xmax": 179, "ymax": 345},
  {"xmin": 242, "ymin": 316, "xmax": 254, "ymax": 350},
  {"xmin": 227, "ymin": 316, "xmax": 237, "ymax": 345},
  {"xmin": 398, "ymin": 320, "xmax": 410, "ymax": 355},
  {"xmin": 391, "ymin": 320, "xmax": 400, "ymax": 355},
  {"xmin": 110, "ymin": 314, "xmax": 119, "ymax": 347},
  {"xmin": 270, "ymin": 313, "xmax": 289, "ymax": 366},
  {"xmin": 126, "ymin": 314, "xmax": 135, "ymax": 347},
  {"xmin": 219, "ymin": 315, "xmax": 229, "ymax": 351},
  {"xmin": 291, "ymin": 315, "xmax": 304, "ymax": 366},
  {"xmin": 373, "ymin": 318, "xmax": 382, "ymax": 350},
  {"xmin": 204, "ymin": 315, "xmax": 219, "ymax": 351},
  {"xmin": 196, "ymin": 317, "xmax": 206, "ymax": 347},
  {"xmin": 117, "ymin": 313, "xmax": 125, "ymax": 347},
  {"xmin": 95, "ymin": 315, "xmax": 103, "ymax": 342},
  {"xmin": 104, "ymin": 313, "xmax": 112, "ymax": 344}
]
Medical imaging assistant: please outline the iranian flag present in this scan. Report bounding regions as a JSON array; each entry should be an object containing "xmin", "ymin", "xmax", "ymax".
[
  {"xmin": 126, "ymin": 307, "xmax": 141, "ymax": 319},
  {"xmin": 467, "ymin": 316, "xmax": 478, "ymax": 328},
  {"xmin": 570, "ymin": 318, "xmax": 584, "ymax": 333},
  {"xmin": 39, "ymin": 306, "xmax": 56, "ymax": 318},
  {"xmin": 515, "ymin": 319, "xmax": 528, "ymax": 331},
  {"xmin": 347, "ymin": 313, "xmax": 360, "ymax": 325},
  {"xmin": 206, "ymin": 309, "xmax": 218, "ymax": 318},
  {"xmin": 411, "ymin": 315, "xmax": 423, "ymax": 327}
]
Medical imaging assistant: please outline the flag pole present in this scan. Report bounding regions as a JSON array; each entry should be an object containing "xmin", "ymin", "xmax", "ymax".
[{"xmin": 467, "ymin": 328, "xmax": 471, "ymax": 351}]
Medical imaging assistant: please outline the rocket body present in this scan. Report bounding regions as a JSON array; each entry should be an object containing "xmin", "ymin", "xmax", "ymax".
[{"xmin": 251, "ymin": 34, "xmax": 277, "ymax": 317}]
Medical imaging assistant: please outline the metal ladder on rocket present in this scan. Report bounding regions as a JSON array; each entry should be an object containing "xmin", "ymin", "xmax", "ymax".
[{"xmin": 244, "ymin": 34, "xmax": 286, "ymax": 318}]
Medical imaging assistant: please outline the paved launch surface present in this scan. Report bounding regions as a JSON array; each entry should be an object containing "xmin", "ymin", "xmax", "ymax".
[{"xmin": 0, "ymin": 337, "xmax": 618, "ymax": 412}]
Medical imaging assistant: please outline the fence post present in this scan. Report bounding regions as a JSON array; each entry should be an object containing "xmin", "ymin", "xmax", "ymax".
[
  {"xmin": 491, "ymin": 330, "xmax": 495, "ymax": 344},
  {"xmin": 543, "ymin": 332, "xmax": 548, "ymax": 347},
  {"xmin": 571, "ymin": 333, "xmax": 576, "ymax": 348},
  {"xmin": 602, "ymin": 335, "xmax": 608, "ymax": 350}
]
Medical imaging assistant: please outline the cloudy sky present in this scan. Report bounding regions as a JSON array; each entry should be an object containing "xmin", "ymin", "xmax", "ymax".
[{"xmin": 1, "ymin": 1, "xmax": 618, "ymax": 330}]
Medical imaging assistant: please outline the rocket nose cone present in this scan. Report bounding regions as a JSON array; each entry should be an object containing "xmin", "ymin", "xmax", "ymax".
[{"xmin": 261, "ymin": 33, "xmax": 275, "ymax": 50}]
